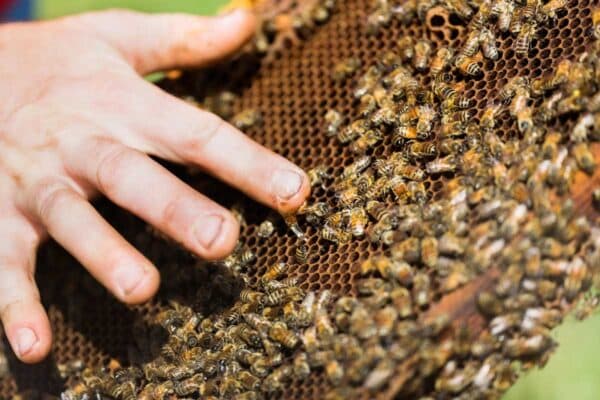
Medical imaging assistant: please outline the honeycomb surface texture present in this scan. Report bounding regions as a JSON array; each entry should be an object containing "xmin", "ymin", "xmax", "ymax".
[{"xmin": 2, "ymin": 0, "xmax": 600, "ymax": 398}]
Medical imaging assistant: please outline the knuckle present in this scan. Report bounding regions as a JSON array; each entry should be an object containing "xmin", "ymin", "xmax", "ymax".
[
  {"xmin": 95, "ymin": 144, "xmax": 132, "ymax": 197},
  {"xmin": 179, "ymin": 113, "xmax": 226, "ymax": 158},
  {"xmin": 160, "ymin": 195, "xmax": 184, "ymax": 230},
  {"xmin": 33, "ymin": 180, "xmax": 73, "ymax": 223}
]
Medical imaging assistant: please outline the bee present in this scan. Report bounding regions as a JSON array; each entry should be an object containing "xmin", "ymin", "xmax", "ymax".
[
  {"xmin": 455, "ymin": 54, "xmax": 482, "ymax": 77},
  {"xmin": 593, "ymin": 188, "xmax": 600, "ymax": 210},
  {"xmin": 446, "ymin": 0, "xmax": 474, "ymax": 20},
  {"xmin": 541, "ymin": 130, "xmax": 562, "ymax": 159},
  {"xmin": 337, "ymin": 186, "xmax": 361, "ymax": 207},
  {"xmin": 503, "ymin": 334, "xmax": 553, "ymax": 357},
  {"xmin": 307, "ymin": 165, "xmax": 330, "ymax": 189},
  {"xmin": 438, "ymin": 232, "xmax": 466, "ymax": 255},
  {"xmin": 257, "ymin": 219, "xmax": 275, "ymax": 238},
  {"xmin": 262, "ymin": 365, "xmax": 293, "ymax": 394},
  {"xmin": 480, "ymin": 28, "xmax": 499, "ymax": 60},
  {"xmin": 420, "ymin": 236, "xmax": 439, "ymax": 268},
  {"xmin": 347, "ymin": 207, "xmax": 368, "ymax": 237},
  {"xmin": 564, "ymin": 257, "xmax": 590, "ymax": 301},
  {"xmin": 490, "ymin": 312, "xmax": 521, "ymax": 336},
  {"xmin": 460, "ymin": 30, "xmax": 481, "ymax": 58},
  {"xmin": 342, "ymin": 155, "xmax": 372, "ymax": 178},
  {"xmin": 426, "ymin": 155, "xmax": 457, "ymax": 174},
  {"xmin": 332, "ymin": 57, "xmax": 362, "ymax": 81},
  {"xmin": 572, "ymin": 142, "xmax": 596, "ymax": 174},
  {"xmin": 354, "ymin": 65, "xmax": 382, "ymax": 98},
  {"xmin": 390, "ymin": 236, "xmax": 421, "ymax": 263},
  {"xmin": 338, "ymin": 118, "xmax": 369, "ymax": 144},
  {"xmin": 292, "ymin": 353, "xmax": 311, "ymax": 379},
  {"xmin": 397, "ymin": 36, "xmax": 415, "ymax": 60},
  {"xmin": 430, "ymin": 47, "xmax": 455, "ymax": 75},
  {"xmin": 393, "ymin": 125, "xmax": 418, "ymax": 144},
  {"xmin": 515, "ymin": 22, "xmax": 537, "ymax": 56},
  {"xmin": 261, "ymin": 262, "xmax": 287, "ymax": 283},
  {"xmin": 240, "ymin": 289, "xmax": 264, "ymax": 304},
  {"xmin": 594, "ymin": 7, "xmax": 600, "ymax": 40},
  {"xmin": 407, "ymin": 141, "xmax": 437, "ymax": 159},
  {"xmin": 325, "ymin": 109, "xmax": 344, "ymax": 137},
  {"xmin": 412, "ymin": 272, "xmax": 431, "ymax": 307},
  {"xmin": 298, "ymin": 201, "xmax": 330, "ymax": 223},
  {"xmin": 416, "ymin": 105, "xmax": 436, "ymax": 138},
  {"xmin": 394, "ymin": 163, "xmax": 427, "ymax": 181},
  {"xmin": 315, "ymin": 291, "xmax": 336, "ymax": 341},
  {"xmin": 350, "ymin": 129, "xmax": 383, "ymax": 154},
  {"xmin": 493, "ymin": 0, "xmax": 514, "ymax": 32},
  {"xmin": 268, "ymin": 321, "xmax": 300, "ymax": 349},
  {"xmin": 231, "ymin": 109, "xmax": 262, "ymax": 130},
  {"xmin": 413, "ymin": 39, "xmax": 432, "ymax": 71},
  {"xmin": 325, "ymin": 360, "xmax": 344, "ymax": 385},
  {"xmin": 366, "ymin": 1, "xmax": 392, "ymax": 34},
  {"xmin": 239, "ymin": 249, "xmax": 256, "ymax": 266},
  {"xmin": 173, "ymin": 377, "xmax": 201, "ymax": 396}
]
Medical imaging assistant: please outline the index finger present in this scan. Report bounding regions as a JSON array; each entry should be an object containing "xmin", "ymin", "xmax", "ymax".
[{"xmin": 124, "ymin": 82, "xmax": 312, "ymax": 215}]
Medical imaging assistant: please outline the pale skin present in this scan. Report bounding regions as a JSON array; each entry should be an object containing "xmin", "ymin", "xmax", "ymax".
[{"xmin": 0, "ymin": 9, "xmax": 310, "ymax": 363}]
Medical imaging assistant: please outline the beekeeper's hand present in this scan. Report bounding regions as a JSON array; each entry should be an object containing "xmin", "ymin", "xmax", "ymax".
[{"xmin": 0, "ymin": 9, "xmax": 310, "ymax": 363}]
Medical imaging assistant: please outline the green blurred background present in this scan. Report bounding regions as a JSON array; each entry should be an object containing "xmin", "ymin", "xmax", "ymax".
[{"xmin": 37, "ymin": 1, "xmax": 600, "ymax": 399}]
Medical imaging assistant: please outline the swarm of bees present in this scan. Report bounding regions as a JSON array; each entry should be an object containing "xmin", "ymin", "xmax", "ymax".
[{"xmin": 52, "ymin": 0, "xmax": 600, "ymax": 399}]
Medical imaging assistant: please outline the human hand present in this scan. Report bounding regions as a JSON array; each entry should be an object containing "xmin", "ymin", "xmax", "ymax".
[{"xmin": 0, "ymin": 9, "xmax": 310, "ymax": 363}]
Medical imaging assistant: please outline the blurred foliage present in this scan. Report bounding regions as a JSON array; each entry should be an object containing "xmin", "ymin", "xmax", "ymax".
[
  {"xmin": 36, "ymin": 1, "xmax": 600, "ymax": 399},
  {"xmin": 505, "ymin": 313, "xmax": 600, "ymax": 400},
  {"xmin": 36, "ymin": 0, "xmax": 228, "ymax": 19}
]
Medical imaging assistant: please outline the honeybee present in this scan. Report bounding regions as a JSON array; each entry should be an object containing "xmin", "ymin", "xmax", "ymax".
[
  {"xmin": 358, "ymin": 94, "xmax": 377, "ymax": 117},
  {"xmin": 446, "ymin": 0, "xmax": 474, "ymax": 19},
  {"xmin": 307, "ymin": 165, "xmax": 330, "ymax": 189},
  {"xmin": 426, "ymin": 155, "xmax": 457, "ymax": 174},
  {"xmin": 480, "ymin": 28, "xmax": 499, "ymax": 60},
  {"xmin": 493, "ymin": 0, "xmax": 514, "ymax": 32},
  {"xmin": 240, "ymin": 289, "xmax": 264, "ymax": 304},
  {"xmin": 392, "ymin": 163, "xmax": 426, "ymax": 181},
  {"xmin": 455, "ymin": 54, "xmax": 482, "ymax": 77},
  {"xmin": 350, "ymin": 129, "xmax": 383, "ymax": 154},
  {"xmin": 412, "ymin": 272, "xmax": 431, "ymax": 307},
  {"xmin": 572, "ymin": 142, "xmax": 596, "ymax": 174},
  {"xmin": 564, "ymin": 257, "xmax": 590, "ymax": 301},
  {"xmin": 430, "ymin": 47, "xmax": 455, "ymax": 75},
  {"xmin": 594, "ymin": 7, "xmax": 600, "ymax": 40},
  {"xmin": 407, "ymin": 141, "xmax": 437, "ymax": 159},
  {"xmin": 503, "ymin": 334, "xmax": 553, "ymax": 357},
  {"xmin": 396, "ymin": 36, "xmax": 415, "ymax": 60},
  {"xmin": 332, "ymin": 57, "xmax": 362, "ymax": 81},
  {"xmin": 342, "ymin": 155, "xmax": 372, "ymax": 178},
  {"xmin": 413, "ymin": 39, "xmax": 432, "ymax": 71},
  {"xmin": 325, "ymin": 109, "xmax": 344, "ymax": 137},
  {"xmin": 515, "ymin": 22, "xmax": 537, "ymax": 56},
  {"xmin": 261, "ymin": 262, "xmax": 288, "ymax": 283},
  {"xmin": 231, "ymin": 109, "xmax": 262, "ymax": 130},
  {"xmin": 460, "ymin": 30, "xmax": 481, "ymax": 58},
  {"xmin": 366, "ymin": 1, "xmax": 392, "ymax": 34},
  {"xmin": 257, "ymin": 219, "xmax": 275, "ymax": 239},
  {"xmin": 268, "ymin": 321, "xmax": 299, "ymax": 349},
  {"xmin": 345, "ymin": 207, "xmax": 367, "ymax": 237},
  {"xmin": 262, "ymin": 365, "xmax": 293, "ymax": 393},
  {"xmin": 438, "ymin": 231, "xmax": 466, "ymax": 255},
  {"xmin": 420, "ymin": 236, "xmax": 439, "ymax": 268},
  {"xmin": 541, "ymin": 130, "xmax": 562, "ymax": 159},
  {"xmin": 354, "ymin": 65, "xmax": 382, "ymax": 98}
]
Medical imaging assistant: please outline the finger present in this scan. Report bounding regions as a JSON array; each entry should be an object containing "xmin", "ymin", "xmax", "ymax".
[
  {"xmin": 119, "ymin": 81, "xmax": 311, "ymax": 214},
  {"xmin": 25, "ymin": 178, "xmax": 160, "ymax": 304},
  {"xmin": 0, "ymin": 214, "xmax": 51, "ymax": 363},
  {"xmin": 62, "ymin": 138, "xmax": 240, "ymax": 260},
  {"xmin": 68, "ymin": 8, "xmax": 256, "ymax": 74}
]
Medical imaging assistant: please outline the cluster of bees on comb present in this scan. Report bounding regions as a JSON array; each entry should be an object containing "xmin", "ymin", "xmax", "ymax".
[{"xmin": 45, "ymin": 0, "xmax": 600, "ymax": 399}]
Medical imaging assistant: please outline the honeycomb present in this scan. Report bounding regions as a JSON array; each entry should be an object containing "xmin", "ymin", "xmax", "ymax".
[{"xmin": 2, "ymin": 0, "xmax": 600, "ymax": 398}]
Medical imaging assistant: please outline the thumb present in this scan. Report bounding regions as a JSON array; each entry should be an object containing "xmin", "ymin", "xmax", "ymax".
[{"xmin": 70, "ymin": 9, "xmax": 257, "ymax": 74}]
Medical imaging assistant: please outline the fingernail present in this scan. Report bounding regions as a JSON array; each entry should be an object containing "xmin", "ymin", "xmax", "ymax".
[
  {"xmin": 272, "ymin": 169, "xmax": 303, "ymax": 201},
  {"xmin": 16, "ymin": 327, "xmax": 37, "ymax": 357},
  {"xmin": 116, "ymin": 264, "xmax": 147, "ymax": 296},
  {"xmin": 193, "ymin": 215, "xmax": 224, "ymax": 250}
]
